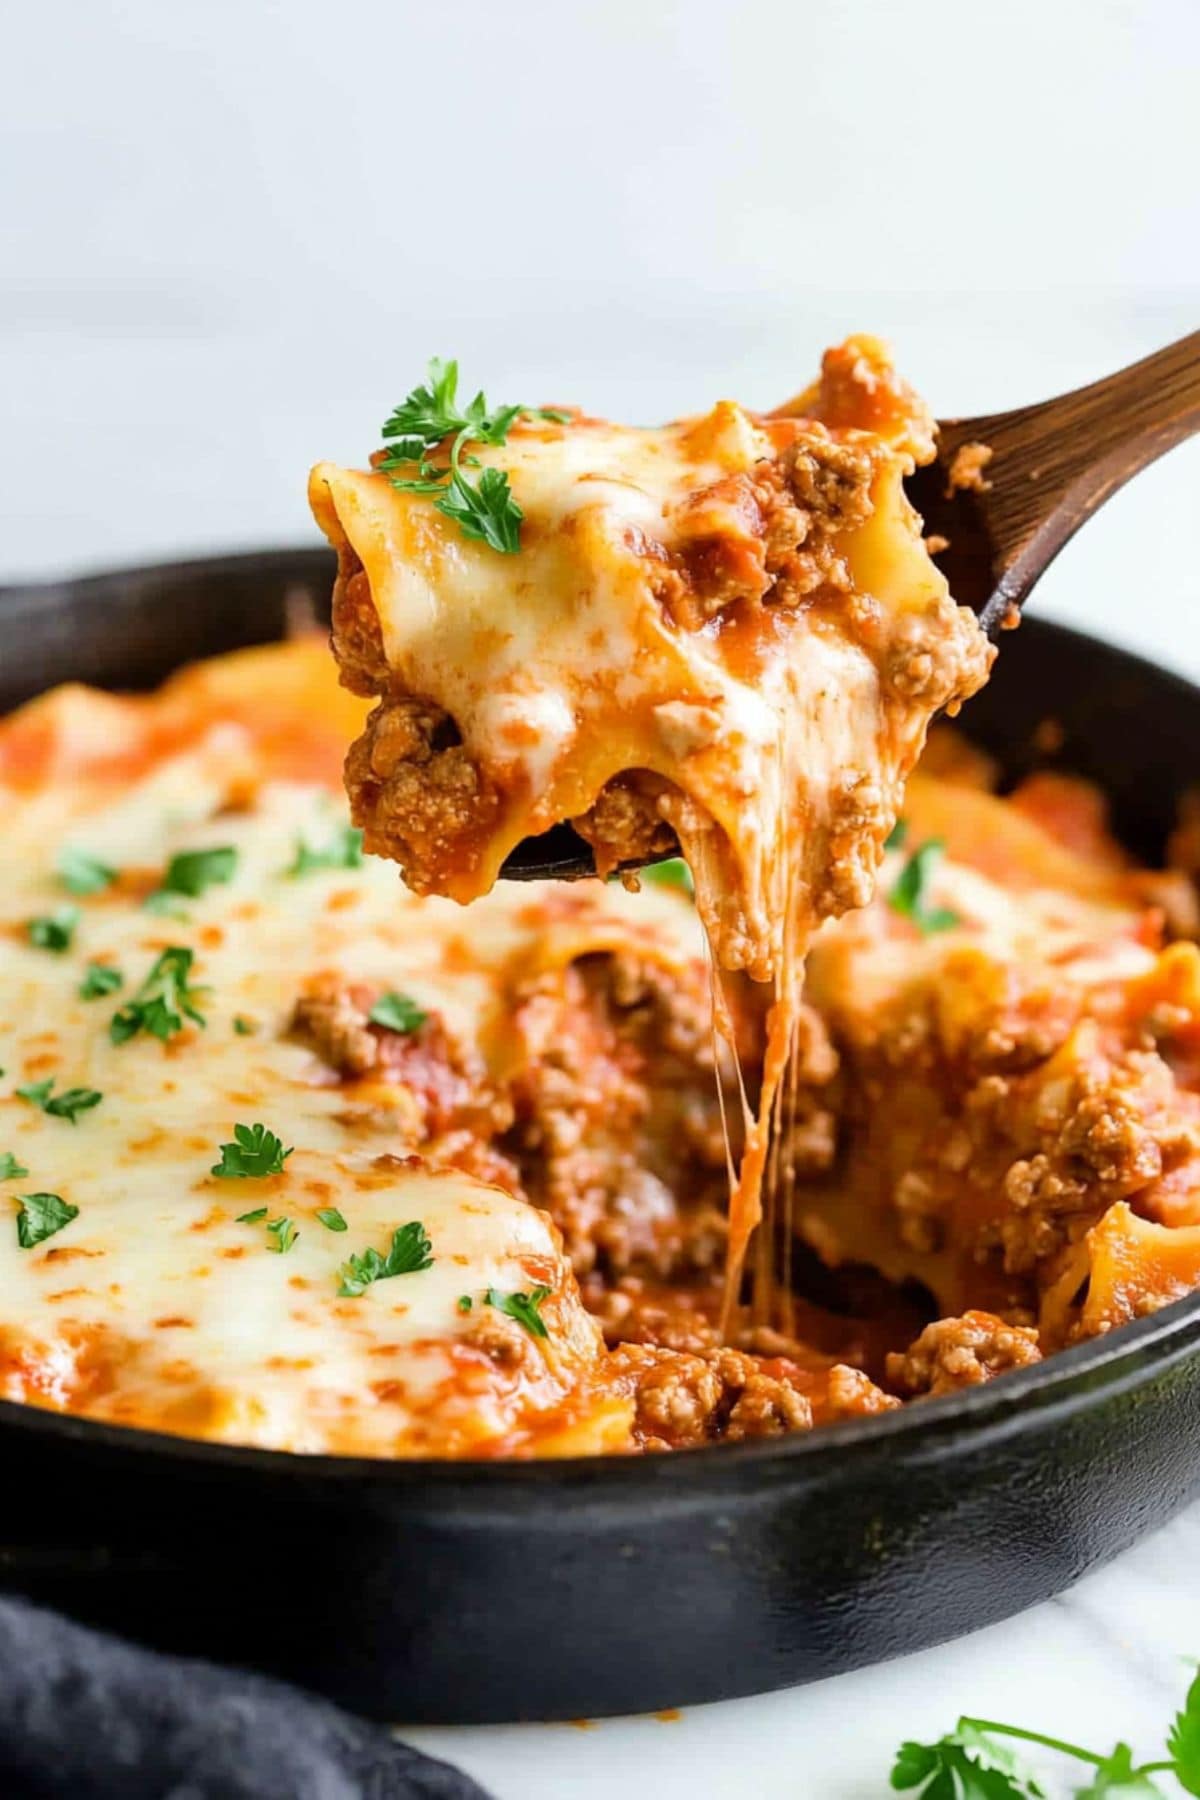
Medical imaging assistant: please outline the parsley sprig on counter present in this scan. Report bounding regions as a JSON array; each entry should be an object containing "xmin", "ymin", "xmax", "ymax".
[
  {"xmin": 14, "ymin": 1191, "xmax": 78, "ymax": 1249},
  {"xmin": 377, "ymin": 358, "xmax": 568, "ymax": 556},
  {"xmin": 110, "ymin": 946, "xmax": 206, "ymax": 1045},
  {"xmin": 17, "ymin": 1078, "xmax": 102, "ymax": 1124},
  {"xmin": 338, "ymin": 1221, "xmax": 434, "ymax": 1298},
  {"xmin": 891, "ymin": 1663, "xmax": 1200, "ymax": 1797},
  {"xmin": 888, "ymin": 839, "xmax": 960, "ymax": 936},
  {"xmin": 212, "ymin": 1123, "xmax": 293, "ymax": 1180}
]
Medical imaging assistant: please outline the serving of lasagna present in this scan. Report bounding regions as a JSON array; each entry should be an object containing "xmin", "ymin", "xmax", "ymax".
[{"xmin": 3, "ymin": 344, "xmax": 1200, "ymax": 1461}]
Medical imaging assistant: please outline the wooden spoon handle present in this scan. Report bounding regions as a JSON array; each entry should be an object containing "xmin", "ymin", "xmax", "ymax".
[{"xmin": 939, "ymin": 330, "xmax": 1200, "ymax": 632}]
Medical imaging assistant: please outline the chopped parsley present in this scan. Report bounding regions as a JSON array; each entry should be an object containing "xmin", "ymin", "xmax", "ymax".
[
  {"xmin": 286, "ymin": 825, "xmax": 364, "ymax": 878},
  {"xmin": 377, "ymin": 358, "xmax": 568, "ymax": 556},
  {"xmin": 146, "ymin": 845, "xmax": 237, "ymax": 909},
  {"xmin": 236, "ymin": 1206, "xmax": 268, "ymax": 1224},
  {"xmin": 232, "ymin": 1015, "xmax": 256, "ymax": 1036},
  {"xmin": 27, "ymin": 906, "xmax": 81, "ymax": 953},
  {"xmin": 0, "ymin": 1153, "xmax": 29, "ymax": 1180},
  {"xmin": 110, "ymin": 946, "xmax": 206, "ymax": 1045},
  {"xmin": 338, "ymin": 1221, "xmax": 434, "ymax": 1298},
  {"xmin": 486, "ymin": 1284, "xmax": 552, "ymax": 1340},
  {"xmin": 79, "ymin": 962, "xmax": 123, "ymax": 1001},
  {"xmin": 17, "ymin": 1079, "xmax": 102, "ymax": 1124},
  {"xmin": 891, "ymin": 1663, "xmax": 1200, "ymax": 1796},
  {"xmin": 266, "ymin": 1216, "xmax": 298, "ymax": 1254},
  {"xmin": 885, "ymin": 818, "xmax": 909, "ymax": 851},
  {"xmin": 643, "ymin": 858, "xmax": 694, "ymax": 896},
  {"xmin": 57, "ymin": 847, "xmax": 117, "ymax": 895},
  {"xmin": 887, "ymin": 839, "xmax": 960, "ymax": 936},
  {"xmin": 15, "ymin": 1191, "xmax": 78, "ymax": 1248},
  {"xmin": 456, "ymin": 1294, "xmax": 473, "ymax": 1313},
  {"xmin": 316, "ymin": 1207, "xmax": 347, "ymax": 1233},
  {"xmin": 368, "ymin": 992, "xmax": 427, "ymax": 1034},
  {"xmin": 211, "ymin": 1123, "xmax": 293, "ymax": 1180}
]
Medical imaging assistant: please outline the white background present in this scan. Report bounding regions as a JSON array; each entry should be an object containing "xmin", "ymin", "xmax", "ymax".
[{"xmin": 3, "ymin": 3, "xmax": 1200, "ymax": 1794}]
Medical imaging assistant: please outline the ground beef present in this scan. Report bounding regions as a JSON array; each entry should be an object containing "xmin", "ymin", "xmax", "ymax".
[
  {"xmin": 944, "ymin": 441, "xmax": 994, "ymax": 497},
  {"xmin": 572, "ymin": 773, "xmax": 678, "ymax": 876},
  {"xmin": 887, "ymin": 1311, "xmax": 1041, "ymax": 1398},
  {"xmin": 611, "ymin": 1341, "xmax": 815, "ymax": 1448},
  {"xmin": 330, "ymin": 554, "xmax": 390, "ymax": 696},
  {"xmin": 343, "ymin": 696, "xmax": 502, "ymax": 893}
]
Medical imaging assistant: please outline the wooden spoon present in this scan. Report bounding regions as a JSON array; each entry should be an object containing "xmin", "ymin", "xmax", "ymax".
[{"xmin": 504, "ymin": 331, "xmax": 1200, "ymax": 879}]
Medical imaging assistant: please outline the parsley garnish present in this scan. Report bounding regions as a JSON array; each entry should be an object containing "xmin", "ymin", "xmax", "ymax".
[
  {"xmin": 17, "ymin": 1079, "xmax": 102, "ymax": 1124},
  {"xmin": 57, "ymin": 847, "xmax": 116, "ymax": 895},
  {"xmin": 377, "ymin": 358, "xmax": 567, "ymax": 556},
  {"xmin": 368, "ymin": 992, "xmax": 427, "ymax": 1034},
  {"xmin": 888, "ymin": 839, "xmax": 960, "ymax": 935},
  {"xmin": 211, "ymin": 1123, "xmax": 293, "ymax": 1179},
  {"xmin": 232, "ymin": 1015, "xmax": 256, "ymax": 1036},
  {"xmin": 457, "ymin": 1294, "xmax": 473, "ymax": 1313},
  {"xmin": 889, "ymin": 1664, "xmax": 1200, "ymax": 1796},
  {"xmin": 286, "ymin": 825, "xmax": 364, "ymax": 878},
  {"xmin": 337, "ymin": 1221, "xmax": 434, "ymax": 1298},
  {"xmin": 146, "ymin": 845, "xmax": 237, "ymax": 910},
  {"xmin": 79, "ymin": 962, "xmax": 123, "ymax": 1000},
  {"xmin": 110, "ymin": 946, "xmax": 206, "ymax": 1044},
  {"xmin": 266, "ymin": 1216, "xmax": 298, "ymax": 1254},
  {"xmin": 885, "ymin": 818, "xmax": 909, "ymax": 851},
  {"xmin": 236, "ymin": 1206, "xmax": 268, "ymax": 1224},
  {"xmin": 27, "ymin": 906, "xmax": 80, "ymax": 953},
  {"xmin": 0, "ymin": 1153, "xmax": 29, "ymax": 1180},
  {"xmin": 643, "ymin": 858, "xmax": 694, "ymax": 896},
  {"xmin": 485, "ymin": 1284, "xmax": 552, "ymax": 1339},
  {"xmin": 15, "ymin": 1191, "xmax": 78, "ymax": 1248},
  {"xmin": 316, "ymin": 1207, "xmax": 347, "ymax": 1232}
]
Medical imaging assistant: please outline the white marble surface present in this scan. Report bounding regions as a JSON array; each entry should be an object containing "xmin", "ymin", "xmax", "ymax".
[{"xmin": 3, "ymin": 4, "xmax": 1200, "ymax": 1794}]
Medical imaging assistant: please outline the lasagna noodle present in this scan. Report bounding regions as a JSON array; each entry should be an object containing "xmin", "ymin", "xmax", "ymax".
[{"xmin": 310, "ymin": 337, "xmax": 994, "ymax": 1320}]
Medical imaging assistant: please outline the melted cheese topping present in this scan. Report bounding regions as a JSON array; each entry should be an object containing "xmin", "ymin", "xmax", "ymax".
[{"xmin": 0, "ymin": 661, "xmax": 702, "ymax": 1456}]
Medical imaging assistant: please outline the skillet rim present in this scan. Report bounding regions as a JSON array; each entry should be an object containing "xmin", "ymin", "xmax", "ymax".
[{"xmin": 3, "ymin": 545, "xmax": 1200, "ymax": 1493}]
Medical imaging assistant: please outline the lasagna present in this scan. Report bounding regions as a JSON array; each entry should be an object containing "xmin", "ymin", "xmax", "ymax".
[
  {"xmin": 3, "ymin": 641, "xmax": 1200, "ymax": 1454},
  {"xmin": 309, "ymin": 338, "xmax": 993, "ymax": 1312}
]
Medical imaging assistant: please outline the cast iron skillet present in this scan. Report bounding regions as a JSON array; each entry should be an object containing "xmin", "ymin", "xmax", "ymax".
[{"xmin": 2, "ymin": 548, "xmax": 1200, "ymax": 1726}]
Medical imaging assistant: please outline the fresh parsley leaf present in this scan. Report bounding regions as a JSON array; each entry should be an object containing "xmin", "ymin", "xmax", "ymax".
[
  {"xmin": 232, "ymin": 1015, "xmax": 256, "ymax": 1036},
  {"xmin": 236, "ymin": 1206, "xmax": 268, "ymax": 1224},
  {"xmin": 110, "ymin": 946, "xmax": 207, "ymax": 1045},
  {"xmin": 316, "ymin": 1207, "xmax": 347, "ymax": 1232},
  {"xmin": 79, "ymin": 962, "xmax": 123, "ymax": 1000},
  {"xmin": 485, "ymin": 1284, "xmax": 552, "ymax": 1340},
  {"xmin": 885, "ymin": 818, "xmax": 909, "ymax": 850},
  {"xmin": 17, "ymin": 1079, "xmax": 102, "ymax": 1124},
  {"xmin": 211, "ymin": 1123, "xmax": 293, "ymax": 1180},
  {"xmin": 337, "ymin": 1221, "xmax": 434, "ymax": 1297},
  {"xmin": 57, "ymin": 847, "xmax": 116, "ymax": 895},
  {"xmin": 1074, "ymin": 1745, "xmax": 1166, "ymax": 1797},
  {"xmin": 378, "ymin": 359, "xmax": 547, "ymax": 555},
  {"xmin": 888, "ymin": 839, "xmax": 961, "ymax": 935},
  {"xmin": 27, "ymin": 906, "xmax": 81, "ymax": 953},
  {"xmin": 891, "ymin": 1725, "xmax": 1044, "ymax": 1798},
  {"xmin": 368, "ymin": 992, "xmax": 427, "ymax": 1034},
  {"xmin": 286, "ymin": 825, "xmax": 364, "ymax": 878},
  {"xmin": 457, "ymin": 1294, "xmax": 473, "ymax": 1313},
  {"xmin": 1169, "ymin": 1668, "xmax": 1200, "ymax": 1795},
  {"xmin": 147, "ymin": 845, "xmax": 237, "ymax": 907},
  {"xmin": 643, "ymin": 858, "xmax": 694, "ymax": 896},
  {"xmin": 266, "ymin": 1216, "xmax": 298, "ymax": 1254},
  {"xmin": 15, "ymin": 1191, "xmax": 78, "ymax": 1249},
  {"xmin": 0, "ymin": 1153, "xmax": 29, "ymax": 1180}
]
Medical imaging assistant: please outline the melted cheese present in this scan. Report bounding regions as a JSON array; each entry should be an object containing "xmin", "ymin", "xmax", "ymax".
[{"xmin": 0, "ymin": 667, "xmax": 701, "ymax": 1456}]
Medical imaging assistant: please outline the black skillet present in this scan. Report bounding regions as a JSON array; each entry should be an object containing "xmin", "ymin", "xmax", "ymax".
[{"xmin": 2, "ymin": 547, "xmax": 1200, "ymax": 1725}]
